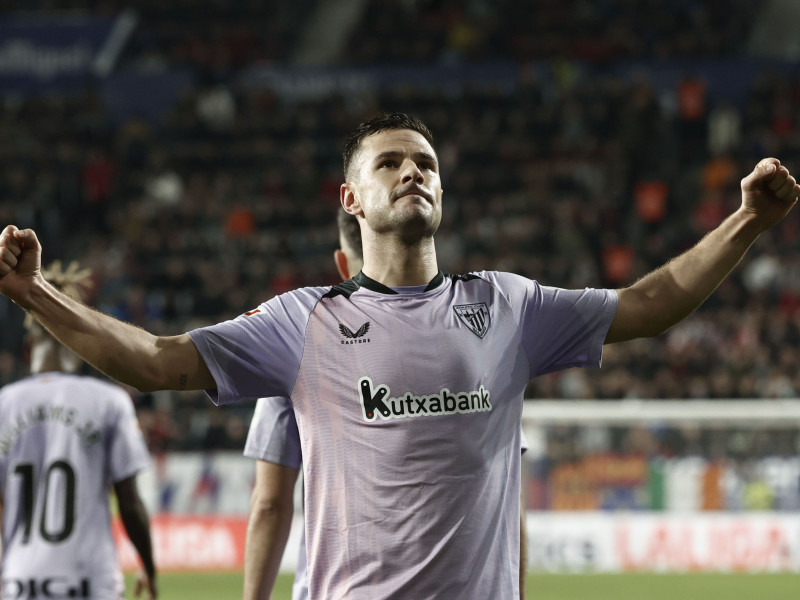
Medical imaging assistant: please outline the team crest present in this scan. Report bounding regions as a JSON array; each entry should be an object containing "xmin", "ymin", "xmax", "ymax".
[{"xmin": 453, "ymin": 303, "xmax": 491, "ymax": 339}]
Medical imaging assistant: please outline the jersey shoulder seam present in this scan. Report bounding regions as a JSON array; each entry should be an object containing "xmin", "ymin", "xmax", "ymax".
[{"xmin": 287, "ymin": 288, "xmax": 331, "ymax": 398}]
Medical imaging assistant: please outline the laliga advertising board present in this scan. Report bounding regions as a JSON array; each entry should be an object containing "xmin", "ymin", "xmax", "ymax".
[
  {"xmin": 111, "ymin": 511, "xmax": 800, "ymax": 573},
  {"xmin": 112, "ymin": 515, "xmax": 248, "ymax": 571},
  {"xmin": 112, "ymin": 513, "xmax": 303, "ymax": 573},
  {"xmin": 109, "ymin": 453, "xmax": 800, "ymax": 573},
  {"xmin": 526, "ymin": 513, "xmax": 800, "ymax": 573}
]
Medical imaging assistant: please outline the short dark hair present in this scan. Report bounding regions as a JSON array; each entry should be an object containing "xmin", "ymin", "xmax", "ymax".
[
  {"xmin": 342, "ymin": 112, "xmax": 435, "ymax": 180},
  {"xmin": 337, "ymin": 207, "xmax": 363, "ymax": 260}
]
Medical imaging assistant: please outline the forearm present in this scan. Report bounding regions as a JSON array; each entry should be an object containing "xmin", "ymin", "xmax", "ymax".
[
  {"xmin": 243, "ymin": 502, "xmax": 293, "ymax": 600},
  {"xmin": 607, "ymin": 208, "xmax": 762, "ymax": 343},
  {"xmin": 119, "ymin": 499, "xmax": 156, "ymax": 580},
  {"xmin": 26, "ymin": 278, "xmax": 204, "ymax": 391}
]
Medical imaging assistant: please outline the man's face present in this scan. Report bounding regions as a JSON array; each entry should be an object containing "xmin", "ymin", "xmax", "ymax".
[{"xmin": 344, "ymin": 129, "xmax": 443, "ymax": 242}]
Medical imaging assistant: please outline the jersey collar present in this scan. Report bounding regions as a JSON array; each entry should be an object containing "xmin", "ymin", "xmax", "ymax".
[{"xmin": 353, "ymin": 270, "xmax": 445, "ymax": 295}]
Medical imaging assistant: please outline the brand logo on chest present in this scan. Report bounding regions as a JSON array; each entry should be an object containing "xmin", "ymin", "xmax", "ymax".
[
  {"xmin": 339, "ymin": 322, "xmax": 371, "ymax": 344},
  {"xmin": 358, "ymin": 377, "xmax": 492, "ymax": 422}
]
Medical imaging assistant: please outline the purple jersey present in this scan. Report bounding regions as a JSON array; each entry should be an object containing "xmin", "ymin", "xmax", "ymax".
[
  {"xmin": 246, "ymin": 395, "xmax": 527, "ymax": 600},
  {"xmin": 244, "ymin": 397, "xmax": 302, "ymax": 470},
  {"xmin": 0, "ymin": 372, "xmax": 151, "ymax": 599},
  {"xmin": 191, "ymin": 271, "xmax": 616, "ymax": 599}
]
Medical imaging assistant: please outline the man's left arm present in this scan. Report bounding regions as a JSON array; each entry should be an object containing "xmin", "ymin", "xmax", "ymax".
[{"xmin": 606, "ymin": 158, "xmax": 800, "ymax": 344}]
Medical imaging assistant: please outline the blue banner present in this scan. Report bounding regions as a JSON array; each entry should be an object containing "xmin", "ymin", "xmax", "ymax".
[
  {"xmin": 0, "ymin": 11, "xmax": 136, "ymax": 95},
  {"xmin": 238, "ymin": 58, "xmax": 800, "ymax": 107},
  {"xmin": 238, "ymin": 61, "xmax": 520, "ymax": 100}
]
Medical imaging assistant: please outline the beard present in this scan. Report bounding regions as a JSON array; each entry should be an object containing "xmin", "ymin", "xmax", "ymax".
[
  {"xmin": 398, "ymin": 205, "xmax": 440, "ymax": 244},
  {"xmin": 367, "ymin": 197, "xmax": 441, "ymax": 245}
]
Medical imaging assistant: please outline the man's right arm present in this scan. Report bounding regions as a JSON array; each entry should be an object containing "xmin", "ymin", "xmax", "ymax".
[
  {"xmin": 0, "ymin": 226, "xmax": 214, "ymax": 392},
  {"xmin": 244, "ymin": 460, "xmax": 299, "ymax": 600},
  {"xmin": 606, "ymin": 159, "xmax": 799, "ymax": 344}
]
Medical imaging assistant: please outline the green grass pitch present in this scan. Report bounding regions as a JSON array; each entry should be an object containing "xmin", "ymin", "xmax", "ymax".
[{"xmin": 126, "ymin": 572, "xmax": 799, "ymax": 599}]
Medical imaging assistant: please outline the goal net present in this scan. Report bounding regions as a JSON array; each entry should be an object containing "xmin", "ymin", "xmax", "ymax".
[{"xmin": 521, "ymin": 399, "xmax": 800, "ymax": 572}]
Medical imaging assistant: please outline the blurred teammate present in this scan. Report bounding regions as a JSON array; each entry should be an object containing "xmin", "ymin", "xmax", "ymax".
[
  {"xmin": 243, "ymin": 208, "xmax": 362, "ymax": 600},
  {"xmin": 0, "ymin": 262, "xmax": 157, "ymax": 599},
  {"xmin": 1, "ymin": 113, "xmax": 798, "ymax": 598}
]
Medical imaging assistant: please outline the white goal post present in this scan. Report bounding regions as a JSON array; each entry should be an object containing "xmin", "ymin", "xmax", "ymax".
[{"xmin": 522, "ymin": 399, "xmax": 800, "ymax": 427}]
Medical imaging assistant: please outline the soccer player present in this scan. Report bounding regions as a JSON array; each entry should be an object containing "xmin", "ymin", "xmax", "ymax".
[
  {"xmin": 0, "ymin": 261, "xmax": 157, "ymax": 599},
  {"xmin": 243, "ymin": 208, "xmax": 363, "ymax": 600},
  {"xmin": 244, "ymin": 208, "xmax": 530, "ymax": 599},
  {"xmin": 1, "ymin": 113, "xmax": 798, "ymax": 599}
]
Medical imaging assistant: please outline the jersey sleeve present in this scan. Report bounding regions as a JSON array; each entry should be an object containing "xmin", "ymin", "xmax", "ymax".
[
  {"xmin": 243, "ymin": 397, "xmax": 302, "ymax": 469},
  {"xmin": 188, "ymin": 287, "xmax": 326, "ymax": 405},
  {"xmin": 107, "ymin": 388, "xmax": 151, "ymax": 483},
  {"xmin": 480, "ymin": 271, "xmax": 618, "ymax": 377}
]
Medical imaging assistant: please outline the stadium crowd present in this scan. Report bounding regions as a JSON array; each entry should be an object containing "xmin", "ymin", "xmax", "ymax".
[{"xmin": 1, "ymin": 0, "xmax": 799, "ymax": 456}]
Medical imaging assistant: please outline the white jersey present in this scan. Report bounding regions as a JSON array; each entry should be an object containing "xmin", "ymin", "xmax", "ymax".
[
  {"xmin": 192, "ymin": 270, "xmax": 616, "ymax": 599},
  {"xmin": 0, "ymin": 372, "xmax": 151, "ymax": 599}
]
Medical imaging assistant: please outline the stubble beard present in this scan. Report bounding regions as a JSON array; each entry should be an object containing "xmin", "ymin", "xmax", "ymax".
[
  {"xmin": 397, "ymin": 211, "xmax": 439, "ymax": 246},
  {"xmin": 371, "ymin": 199, "xmax": 441, "ymax": 246}
]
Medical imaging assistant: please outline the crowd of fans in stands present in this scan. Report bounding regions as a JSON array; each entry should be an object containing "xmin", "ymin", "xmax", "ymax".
[{"xmin": 1, "ymin": 0, "xmax": 799, "ymax": 454}]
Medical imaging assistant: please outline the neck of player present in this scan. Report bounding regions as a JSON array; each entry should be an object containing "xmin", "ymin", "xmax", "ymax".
[
  {"xmin": 360, "ymin": 235, "xmax": 439, "ymax": 287},
  {"xmin": 30, "ymin": 338, "xmax": 76, "ymax": 375}
]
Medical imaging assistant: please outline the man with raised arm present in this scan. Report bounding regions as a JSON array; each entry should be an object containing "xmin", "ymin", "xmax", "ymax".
[
  {"xmin": 0, "ymin": 261, "xmax": 157, "ymax": 599},
  {"xmin": 0, "ymin": 112, "xmax": 798, "ymax": 599},
  {"xmin": 244, "ymin": 207, "xmax": 530, "ymax": 599}
]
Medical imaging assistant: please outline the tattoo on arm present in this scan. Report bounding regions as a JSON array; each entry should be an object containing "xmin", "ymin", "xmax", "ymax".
[{"xmin": 179, "ymin": 373, "xmax": 188, "ymax": 390}]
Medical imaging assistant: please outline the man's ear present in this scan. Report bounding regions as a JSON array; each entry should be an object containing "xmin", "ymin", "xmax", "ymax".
[
  {"xmin": 340, "ymin": 183, "xmax": 362, "ymax": 217},
  {"xmin": 333, "ymin": 249, "xmax": 351, "ymax": 280}
]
